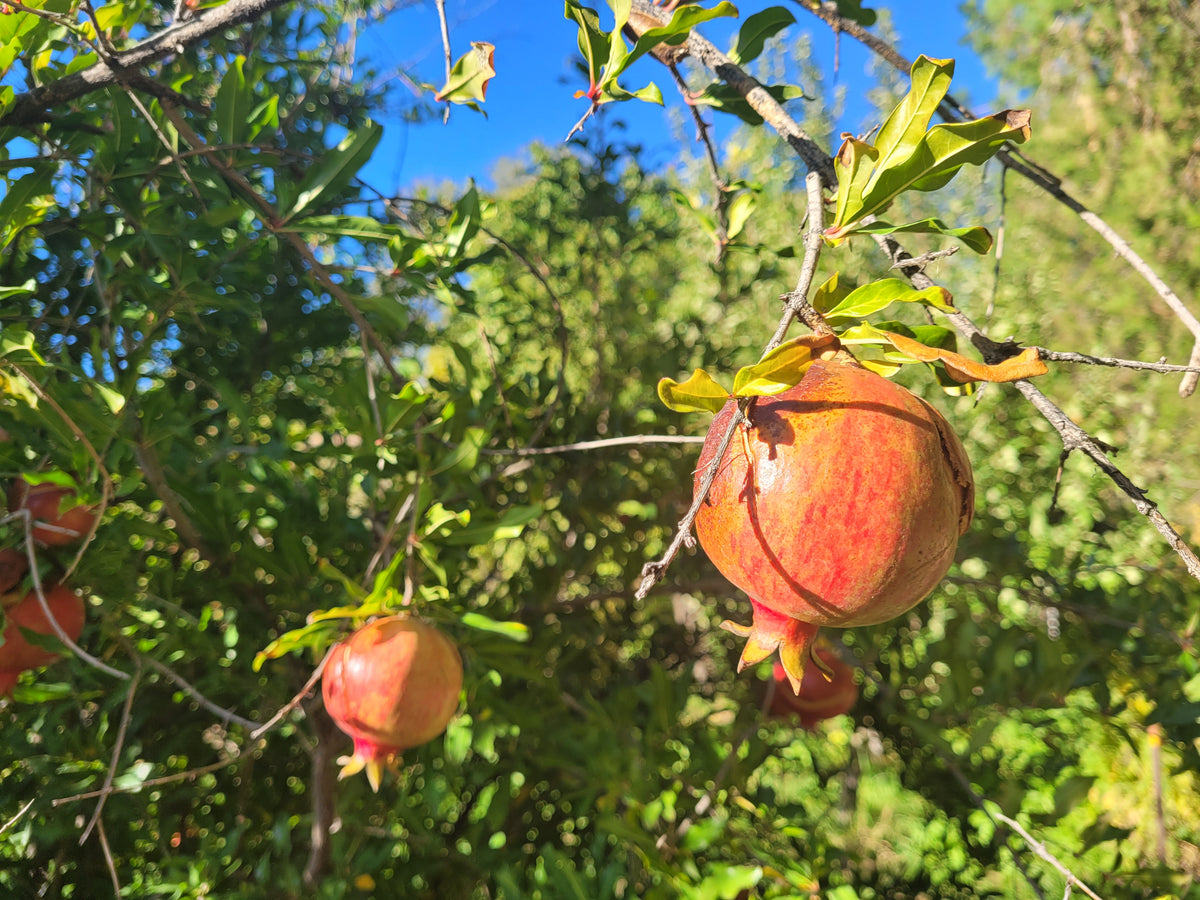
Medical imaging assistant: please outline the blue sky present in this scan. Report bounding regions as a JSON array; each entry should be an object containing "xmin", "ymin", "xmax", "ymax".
[{"xmin": 360, "ymin": 1, "xmax": 1002, "ymax": 192}]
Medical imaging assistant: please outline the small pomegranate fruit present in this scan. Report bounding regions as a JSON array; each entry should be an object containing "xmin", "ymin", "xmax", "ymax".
[
  {"xmin": 7, "ymin": 476, "xmax": 98, "ymax": 547},
  {"xmin": 0, "ymin": 584, "xmax": 86, "ymax": 694},
  {"xmin": 322, "ymin": 615, "xmax": 463, "ymax": 791},
  {"xmin": 696, "ymin": 355, "xmax": 973, "ymax": 690},
  {"xmin": 767, "ymin": 647, "xmax": 858, "ymax": 728}
]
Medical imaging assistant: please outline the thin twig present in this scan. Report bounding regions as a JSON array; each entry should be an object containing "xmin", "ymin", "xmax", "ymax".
[
  {"xmin": 0, "ymin": 799, "xmax": 35, "ymax": 835},
  {"xmin": 156, "ymin": 100, "xmax": 404, "ymax": 384},
  {"xmin": 480, "ymin": 434, "xmax": 704, "ymax": 456},
  {"xmin": 248, "ymin": 647, "xmax": 332, "ymax": 741},
  {"xmin": 890, "ymin": 246, "xmax": 959, "ymax": 270},
  {"xmin": 1032, "ymin": 349, "xmax": 1200, "ymax": 376},
  {"xmin": 434, "ymin": 0, "xmax": 453, "ymax": 124},
  {"xmin": 79, "ymin": 664, "xmax": 143, "ymax": 844},
  {"xmin": 667, "ymin": 61, "xmax": 729, "ymax": 263},
  {"xmin": 767, "ymin": 172, "xmax": 835, "ymax": 348},
  {"xmin": 136, "ymin": 653, "xmax": 259, "ymax": 731},
  {"xmin": 994, "ymin": 812, "xmax": 1105, "ymax": 900},
  {"xmin": 95, "ymin": 817, "xmax": 122, "ymax": 896}
]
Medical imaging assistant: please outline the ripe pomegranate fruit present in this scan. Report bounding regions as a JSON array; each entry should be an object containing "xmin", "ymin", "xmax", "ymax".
[
  {"xmin": 7, "ymin": 476, "xmax": 98, "ymax": 547},
  {"xmin": 767, "ymin": 647, "xmax": 858, "ymax": 728},
  {"xmin": 0, "ymin": 584, "xmax": 86, "ymax": 695},
  {"xmin": 695, "ymin": 355, "xmax": 973, "ymax": 691},
  {"xmin": 322, "ymin": 615, "xmax": 463, "ymax": 791}
]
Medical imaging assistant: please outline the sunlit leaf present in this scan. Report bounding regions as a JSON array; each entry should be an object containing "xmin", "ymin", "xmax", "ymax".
[
  {"xmin": 821, "ymin": 278, "xmax": 955, "ymax": 323},
  {"xmin": 282, "ymin": 120, "xmax": 383, "ymax": 221},
  {"xmin": 732, "ymin": 334, "xmax": 837, "ymax": 396},
  {"xmin": 460, "ymin": 612, "xmax": 530, "ymax": 642},
  {"xmin": 658, "ymin": 368, "xmax": 730, "ymax": 414},
  {"xmin": 435, "ymin": 41, "xmax": 496, "ymax": 109}
]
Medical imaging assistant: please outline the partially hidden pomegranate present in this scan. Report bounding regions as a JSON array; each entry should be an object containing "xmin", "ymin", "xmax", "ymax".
[
  {"xmin": 322, "ymin": 615, "xmax": 463, "ymax": 791},
  {"xmin": 0, "ymin": 548, "xmax": 27, "ymax": 594},
  {"xmin": 767, "ymin": 647, "xmax": 858, "ymax": 729},
  {"xmin": 695, "ymin": 355, "xmax": 974, "ymax": 691},
  {"xmin": 0, "ymin": 584, "xmax": 86, "ymax": 695},
  {"xmin": 7, "ymin": 476, "xmax": 98, "ymax": 547}
]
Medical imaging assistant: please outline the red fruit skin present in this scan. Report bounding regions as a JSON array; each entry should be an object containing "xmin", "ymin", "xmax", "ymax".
[
  {"xmin": 0, "ymin": 585, "xmax": 86, "ymax": 693},
  {"xmin": 0, "ymin": 549, "xmax": 27, "ymax": 594},
  {"xmin": 768, "ymin": 652, "xmax": 858, "ymax": 729},
  {"xmin": 695, "ymin": 357, "xmax": 974, "ymax": 685},
  {"xmin": 7, "ymin": 478, "xmax": 98, "ymax": 547},
  {"xmin": 322, "ymin": 615, "xmax": 463, "ymax": 791}
]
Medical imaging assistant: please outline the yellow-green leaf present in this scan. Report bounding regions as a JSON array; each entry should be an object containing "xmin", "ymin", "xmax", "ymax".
[{"xmin": 658, "ymin": 368, "xmax": 730, "ymax": 414}]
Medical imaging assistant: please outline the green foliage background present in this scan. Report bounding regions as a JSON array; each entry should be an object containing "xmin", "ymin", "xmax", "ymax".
[{"xmin": 1, "ymin": 1, "xmax": 1198, "ymax": 898}]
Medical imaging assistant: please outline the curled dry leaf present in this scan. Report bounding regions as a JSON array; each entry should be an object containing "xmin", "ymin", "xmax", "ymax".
[{"xmin": 882, "ymin": 331, "xmax": 1049, "ymax": 383}]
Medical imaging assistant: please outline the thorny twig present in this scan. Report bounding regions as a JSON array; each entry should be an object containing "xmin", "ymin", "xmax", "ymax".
[{"xmin": 434, "ymin": 0, "xmax": 453, "ymax": 123}]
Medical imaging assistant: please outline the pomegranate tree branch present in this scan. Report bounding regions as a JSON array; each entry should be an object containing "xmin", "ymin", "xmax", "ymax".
[
  {"xmin": 792, "ymin": 0, "xmax": 1200, "ymax": 397},
  {"xmin": 875, "ymin": 234, "xmax": 1200, "ymax": 582},
  {"xmin": 1032, "ymin": 349, "xmax": 1200, "ymax": 376},
  {"xmin": 0, "ymin": 0, "xmax": 295, "ymax": 130}
]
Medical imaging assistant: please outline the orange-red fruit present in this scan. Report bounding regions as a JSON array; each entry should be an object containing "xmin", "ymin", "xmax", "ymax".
[
  {"xmin": 695, "ymin": 356, "xmax": 974, "ymax": 691},
  {"xmin": 768, "ymin": 649, "xmax": 858, "ymax": 729},
  {"xmin": 0, "ymin": 585, "xmax": 86, "ymax": 695},
  {"xmin": 7, "ymin": 477, "xmax": 98, "ymax": 547},
  {"xmin": 322, "ymin": 615, "xmax": 463, "ymax": 791}
]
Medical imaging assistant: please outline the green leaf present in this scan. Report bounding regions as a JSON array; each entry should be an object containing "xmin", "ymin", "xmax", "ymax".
[
  {"xmin": 215, "ymin": 55, "xmax": 252, "ymax": 146},
  {"xmin": 810, "ymin": 271, "xmax": 852, "ymax": 316},
  {"xmin": 832, "ymin": 0, "xmax": 876, "ymax": 25},
  {"xmin": 0, "ymin": 324, "xmax": 44, "ymax": 361},
  {"xmin": 460, "ymin": 612, "xmax": 530, "ymax": 643},
  {"xmin": 825, "ymin": 56, "xmax": 1031, "ymax": 242},
  {"xmin": 729, "ymin": 6, "xmax": 795, "ymax": 66},
  {"xmin": 657, "ymin": 368, "xmax": 730, "ymax": 414},
  {"xmin": 731, "ymin": 337, "xmax": 820, "ymax": 396},
  {"xmin": 445, "ymin": 184, "xmax": 483, "ymax": 259},
  {"xmin": 435, "ymin": 41, "xmax": 496, "ymax": 108},
  {"xmin": 564, "ymin": 0, "xmax": 609, "ymax": 90},
  {"xmin": 427, "ymin": 426, "xmax": 485, "ymax": 476},
  {"xmin": 725, "ymin": 191, "xmax": 755, "ymax": 240},
  {"xmin": 689, "ymin": 82, "xmax": 810, "ymax": 126},
  {"xmin": 442, "ymin": 504, "xmax": 543, "ymax": 546},
  {"xmin": 621, "ymin": 0, "xmax": 739, "ymax": 77},
  {"xmin": 282, "ymin": 216, "xmax": 404, "ymax": 243},
  {"xmin": 821, "ymin": 277, "xmax": 955, "ymax": 324},
  {"xmin": 282, "ymin": 120, "xmax": 383, "ymax": 221},
  {"xmin": 90, "ymin": 382, "xmax": 126, "ymax": 414},
  {"xmin": 253, "ymin": 621, "xmax": 340, "ymax": 670},
  {"xmin": 848, "ymin": 217, "xmax": 993, "ymax": 253},
  {"xmin": 422, "ymin": 501, "xmax": 470, "ymax": 538}
]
